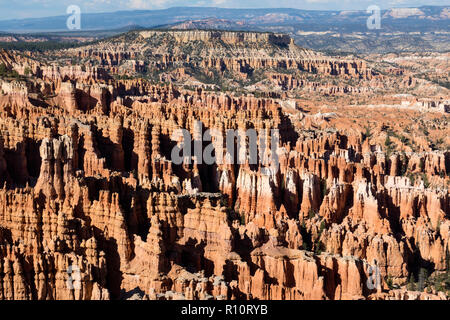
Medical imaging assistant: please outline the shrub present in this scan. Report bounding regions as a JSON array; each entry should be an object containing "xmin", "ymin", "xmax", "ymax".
[
  {"xmin": 320, "ymin": 179, "xmax": 328, "ymax": 199},
  {"xmin": 308, "ymin": 209, "xmax": 317, "ymax": 219},
  {"xmin": 24, "ymin": 67, "xmax": 31, "ymax": 76},
  {"xmin": 386, "ymin": 276, "xmax": 394, "ymax": 290},
  {"xmin": 240, "ymin": 213, "xmax": 245, "ymax": 225}
]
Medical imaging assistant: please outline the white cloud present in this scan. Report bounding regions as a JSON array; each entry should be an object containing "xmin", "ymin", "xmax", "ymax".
[{"xmin": 125, "ymin": 0, "xmax": 172, "ymax": 9}]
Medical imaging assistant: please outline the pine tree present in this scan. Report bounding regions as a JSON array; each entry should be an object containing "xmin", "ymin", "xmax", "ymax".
[
  {"xmin": 418, "ymin": 268, "xmax": 428, "ymax": 292},
  {"xmin": 0, "ymin": 63, "xmax": 7, "ymax": 76},
  {"xmin": 407, "ymin": 273, "xmax": 416, "ymax": 291},
  {"xmin": 446, "ymin": 248, "xmax": 450, "ymax": 274}
]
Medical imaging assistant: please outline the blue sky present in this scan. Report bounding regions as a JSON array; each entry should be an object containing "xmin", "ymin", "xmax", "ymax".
[{"xmin": 0, "ymin": 0, "xmax": 448, "ymax": 20}]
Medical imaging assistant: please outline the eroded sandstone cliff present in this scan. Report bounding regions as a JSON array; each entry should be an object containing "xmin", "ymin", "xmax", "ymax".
[{"xmin": 0, "ymin": 31, "xmax": 449, "ymax": 300}]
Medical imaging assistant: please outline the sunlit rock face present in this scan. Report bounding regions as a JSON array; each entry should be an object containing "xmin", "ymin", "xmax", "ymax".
[{"xmin": 0, "ymin": 30, "xmax": 448, "ymax": 300}]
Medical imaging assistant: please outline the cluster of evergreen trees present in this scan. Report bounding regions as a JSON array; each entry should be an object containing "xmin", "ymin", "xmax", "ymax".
[
  {"xmin": 407, "ymin": 249, "xmax": 450, "ymax": 295},
  {"xmin": 0, "ymin": 63, "xmax": 20, "ymax": 79},
  {"xmin": 0, "ymin": 41, "xmax": 84, "ymax": 52}
]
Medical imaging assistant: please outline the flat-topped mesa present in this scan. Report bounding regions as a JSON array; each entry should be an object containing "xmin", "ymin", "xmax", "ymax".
[{"xmin": 139, "ymin": 30, "xmax": 292, "ymax": 46}]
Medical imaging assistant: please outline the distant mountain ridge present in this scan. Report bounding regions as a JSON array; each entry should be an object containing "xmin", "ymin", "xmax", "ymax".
[{"xmin": 0, "ymin": 6, "xmax": 448, "ymax": 33}]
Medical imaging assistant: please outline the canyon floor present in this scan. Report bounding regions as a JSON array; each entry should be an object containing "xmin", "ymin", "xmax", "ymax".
[{"xmin": 0, "ymin": 29, "xmax": 449, "ymax": 300}]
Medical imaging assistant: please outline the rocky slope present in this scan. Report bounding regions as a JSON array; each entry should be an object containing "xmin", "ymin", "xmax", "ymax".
[
  {"xmin": 0, "ymin": 30, "xmax": 449, "ymax": 300},
  {"xmin": 58, "ymin": 30, "xmax": 373, "ymax": 87}
]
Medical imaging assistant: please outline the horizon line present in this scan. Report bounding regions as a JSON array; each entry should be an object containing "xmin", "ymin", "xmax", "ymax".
[{"xmin": 0, "ymin": 4, "xmax": 448, "ymax": 23}]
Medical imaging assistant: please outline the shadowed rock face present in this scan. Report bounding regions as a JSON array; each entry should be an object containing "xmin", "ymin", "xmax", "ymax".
[{"xmin": 0, "ymin": 30, "xmax": 449, "ymax": 300}]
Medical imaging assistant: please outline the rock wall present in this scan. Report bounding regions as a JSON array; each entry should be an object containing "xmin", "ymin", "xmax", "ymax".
[{"xmin": 0, "ymin": 45, "xmax": 448, "ymax": 300}]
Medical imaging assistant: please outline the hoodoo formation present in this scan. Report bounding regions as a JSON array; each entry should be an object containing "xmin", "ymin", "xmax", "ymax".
[{"xmin": 0, "ymin": 29, "xmax": 449, "ymax": 300}]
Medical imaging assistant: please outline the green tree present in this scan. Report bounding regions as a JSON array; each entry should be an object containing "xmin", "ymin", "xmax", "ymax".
[
  {"xmin": 362, "ymin": 125, "xmax": 372, "ymax": 142},
  {"xmin": 240, "ymin": 213, "xmax": 245, "ymax": 225},
  {"xmin": 24, "ymin": 67, "xmax": 31, "ymax": 76},
  {"xmin": 320, "ymin": 179, "xmax": 328, "ymax": 199},
  {"xmin": 446, "ymin": 249, "xmax": 450, "ymax": 273},
  {"xmin": 308, "ymin": 209, "xmax": 317, "ymax": 219},
  {"xmin": 0, "ymin": 63, "xmax": 7, "ymax": 76},
  {"xmin": 385, "ymin": 134, "xmax": 394, "ymax": 158},
  {"xmin": 407, "ymin": 274, "xmax": 416, "ymax": 291},
  {"xmin": 386, "ymin": 276, "xmax": 394, "ymax": 290},
  {"xmin": 400, "ymin": 151, "xmax": 409, "ymax": 176},
  {"xmin": 436, "ymin": 219, "xmax": 441, "ymax": 235},
  {"xmin": 422, "ymin": 173, "xmax": 430, "ymax": 188},
  {"xmin": 418, "ymin": 268, "xmax": 428, "ymax": 292}
]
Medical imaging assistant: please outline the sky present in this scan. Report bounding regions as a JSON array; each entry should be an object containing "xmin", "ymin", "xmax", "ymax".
[{"xmin": 0, "ymin": 0, "xmax": 448, "ymax": 20}]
